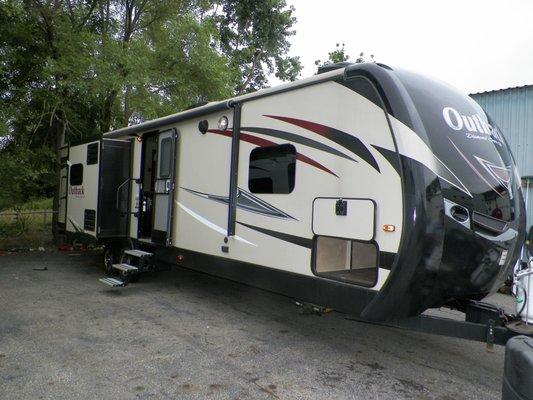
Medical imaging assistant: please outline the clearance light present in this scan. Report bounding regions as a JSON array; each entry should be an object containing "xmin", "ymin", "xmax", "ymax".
[
  {"xmin": 383, "ymin": 224, "xmax": 395, "ymax": 232},
  {"xmin": 218, "ymin": 116, "xmax": 229, "ymax": 131}
]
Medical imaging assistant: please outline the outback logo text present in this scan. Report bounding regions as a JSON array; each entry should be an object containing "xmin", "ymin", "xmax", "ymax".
[
  {"xmin": 442, "ymin": 106, "xmax": 503, "ymax": 144},
  {"xmin": 69, "ymin": 186, "xmax": 85, "ymax": 196}
]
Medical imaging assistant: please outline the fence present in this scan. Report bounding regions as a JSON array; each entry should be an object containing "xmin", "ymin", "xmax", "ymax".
[{"xmin": 0, "ymin": 210, "xmax": 56, "ymax": 250}]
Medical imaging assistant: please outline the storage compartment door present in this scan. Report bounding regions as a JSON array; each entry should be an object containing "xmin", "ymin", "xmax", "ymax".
[
  {"xmin": 97, "ymin": 139, "xmax": 132, "ymax": 238},
  {"xmin": 312, "ymin": 198, "xmax": 375, "ymax": 241}
]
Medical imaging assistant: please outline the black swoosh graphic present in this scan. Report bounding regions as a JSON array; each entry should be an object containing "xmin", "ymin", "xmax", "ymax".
[
  {"xmin": 182, "ymin": 187, "xmax": 297, "ymax": 220},
  {"xmin": 242, "ymin": 127, "xmax": 357, "ymax": 163},
  {"xmin": 372, "ymin": 145, "xmax": 401, "ymax": 176},
  {"xmin": 264, "ymin": 115, "xmax": 380, "ymax": 173},
  {"xmin": 237, "ymin": 222, "xmax": 313, "ymax": 249}
]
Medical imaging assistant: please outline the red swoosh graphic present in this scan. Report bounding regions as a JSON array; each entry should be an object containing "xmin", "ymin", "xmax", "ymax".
[
  {"xmin": 263, "ymin": 115, "xmax": 380, "ymax": 172},
  {"xmin": 207, "ymin": 129, "xmax": 338, "ymax": 177},
  {"xmin": 266, "ymin": 115, "xmax": 330, "ymax": 136},
  {"xmin": 448, "ymin": 138, "xmax": 503, "ymax": 197}
]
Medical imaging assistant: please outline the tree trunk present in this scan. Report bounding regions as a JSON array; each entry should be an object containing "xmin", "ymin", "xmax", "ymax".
[
  {"xmin": 101, "ymin": 89, "xmax": 117, "ymax": 133},
  {"xmin": 51, "ymin": 110, "xmax": 67, "ymax": 245}
]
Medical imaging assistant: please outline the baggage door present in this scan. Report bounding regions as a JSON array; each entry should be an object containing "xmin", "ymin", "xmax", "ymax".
[
  {"xmin": 97, "ymin": 139, "xmax": 132, "ymax": 238},
  {"xmin": 152, "ymin": 129, "xmax": 177, "ymax": 245}
]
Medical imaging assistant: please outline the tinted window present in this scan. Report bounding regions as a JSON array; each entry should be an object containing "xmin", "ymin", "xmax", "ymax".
[
  {"xmin": 395, "ymin": 68, "xmax": 517, "ymax": 221},
  {"xmin": 70, "ymin": 164, "xmax": 83, "ymax": 185},
  {"xmin": 249, "ymin": 144, "xmax": 296, "ymax": 194},
  {"xmin": 159, "ymin": 137, "xmax": 172, "ymax": 178},
  {"xmin": 86, "ymin": 143, "xmax": 99, "ymax": 165},
  {"xmin": 84, "ymin": 209, "xmax": 96, "ymax": 231}
]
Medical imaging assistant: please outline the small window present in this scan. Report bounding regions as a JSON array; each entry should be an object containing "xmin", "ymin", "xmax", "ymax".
[
  {"xmin": 314, "ymin": 236, "xmax": 378, "ymax": 287},
  {"xmin": 70, "ymin": 163, "xmax": 83, "ymax": 186},
  {"xmin": 248, "ymin": 144, "xmax": 296, "ymax": 194},
  {"xmin": 86, "ymin": 143, "xmax": 99, "ymax": 165},
  {"xmin": 84, "ymin": 209, "xmax": 96, "ymax": 231},
  {"xmin": 159, "ymin": 137, "xmax": 172, "ymax": 178}
]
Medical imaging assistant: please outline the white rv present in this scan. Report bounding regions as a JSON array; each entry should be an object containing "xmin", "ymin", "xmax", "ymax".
[{"xmin": 60, "ymin": 62, "xmax": 525, "ymax": 322}]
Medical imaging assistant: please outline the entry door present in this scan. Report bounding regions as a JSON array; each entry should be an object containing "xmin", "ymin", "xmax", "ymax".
[
  {"xmin": 152, "ymin": 129, "xmax": 177, "ymax": 245},
  {"xmin": 98, "ymin": 139, "xmax": 132, "ymax": 238}
]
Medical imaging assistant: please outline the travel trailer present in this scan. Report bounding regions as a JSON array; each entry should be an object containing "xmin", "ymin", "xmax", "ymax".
[{"xmin": 59, "ymin": 62, "xmax": 526, "ymax": 323}]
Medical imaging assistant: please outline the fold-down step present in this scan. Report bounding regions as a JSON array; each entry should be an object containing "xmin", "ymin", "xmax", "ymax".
[
  {"xmin": 99, "ymin": 277, "xmax": 125, "ymax": 287},
  {"xmin": 112, "ymin": 263, "xmax": 138, "ymax": 273},
  {"xmin": 124, "ymin": 249, "xmax": 153, "ymax": 258}
]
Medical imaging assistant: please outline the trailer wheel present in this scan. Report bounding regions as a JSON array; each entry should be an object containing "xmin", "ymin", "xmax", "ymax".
[{"xmin": 102, "ymin": 245, "xmax": 118, "ymax": 276}]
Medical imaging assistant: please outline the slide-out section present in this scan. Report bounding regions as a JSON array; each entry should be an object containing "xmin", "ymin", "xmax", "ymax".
[
  {"xmin": 65, "ymin": 139, "xmax": 132, "ymax": 242},
  {"xmin": 65, "ymin": 141, "xmax": 100, "ymax": 241}
]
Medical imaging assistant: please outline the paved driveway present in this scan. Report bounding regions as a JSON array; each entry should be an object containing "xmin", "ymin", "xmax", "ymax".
[{"xmin": 0, "ymin": 252, "xmax": 505, "ymax": 399}]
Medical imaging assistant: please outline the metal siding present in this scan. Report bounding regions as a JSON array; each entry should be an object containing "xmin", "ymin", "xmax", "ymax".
[
  {"xmin": 471, "ymin": 86, "xmax": 533, "ymax": 177},
  {"xmin": 524, "ymin": 182, "xmax": 533, "ymax": 235},
  {"xmin": 472, "ymin": 86, "xmax": 533, "ymax": 230}
]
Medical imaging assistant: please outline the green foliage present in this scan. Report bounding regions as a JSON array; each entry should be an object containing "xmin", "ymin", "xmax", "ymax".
[
  {"xmin": 0, "ymin": 145, "xmax": 56, "ymax": 210},
  {"xmin": 315, "ymin": 43, "xmax": 374, "ymax": 68},
  {"xmin": 1, "ymin": 0, "xmax": 301, "ymax": 141},
  {"xmin": 16, "ymin": 197, "xmax": 54, "ymax": 211},
  {"xmin": 0, "ymin": 0, "xmax": 301, "ymax": 211},
  {"xmin": 213, "ymin": 0, "xmax": 302, "ymax": 94},
  {"xmin": 0, "ymin": 0, "xmax": 238, "ymax": 143}
]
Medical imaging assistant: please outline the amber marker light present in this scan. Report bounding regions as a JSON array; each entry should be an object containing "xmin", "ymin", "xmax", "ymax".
[{"xmin": 383, "ymin": 224, "xmax": 396, "ymax": 232}]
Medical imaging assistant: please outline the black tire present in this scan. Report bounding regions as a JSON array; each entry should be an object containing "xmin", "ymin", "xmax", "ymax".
[{"xmin": 102, "ymin": 245, "xmax": 119, "ymax": 276}]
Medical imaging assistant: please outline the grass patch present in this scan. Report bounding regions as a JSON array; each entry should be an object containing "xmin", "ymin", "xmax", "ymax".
[
  {"xmin": 0, "ymin": 197, "xmax": 54, "ymax": 250},
  {"xmin": 10, "ymin": 197, "xmax": 53, "ymax": 211}
]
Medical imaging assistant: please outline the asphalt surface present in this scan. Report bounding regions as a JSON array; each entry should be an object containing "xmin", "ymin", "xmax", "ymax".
[{"xmin": 0, "ymin": 251, "xmax": 510, "ymax": 399}]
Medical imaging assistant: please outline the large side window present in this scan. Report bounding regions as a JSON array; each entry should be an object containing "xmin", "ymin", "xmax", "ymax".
[
  {"xmin": 70, "ymin": 163, "xmax": 83, "ymax": 186},
  {"xmin": 248, "ymin": 144, "xmax": 296, "ymax": 194}
]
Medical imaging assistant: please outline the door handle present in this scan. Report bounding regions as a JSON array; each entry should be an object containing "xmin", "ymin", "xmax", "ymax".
[{"xmin": 115, "ymin": 178, "xmax": 131, "ymax": 211}]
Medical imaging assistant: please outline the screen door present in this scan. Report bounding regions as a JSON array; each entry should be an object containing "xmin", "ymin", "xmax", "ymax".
[{"xmin": 152, "ymin": 129, "xmax": 177, "ymax": 245}]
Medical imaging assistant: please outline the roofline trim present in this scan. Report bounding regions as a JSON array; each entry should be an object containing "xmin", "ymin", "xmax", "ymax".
[
  {"xmin": 103, "ymin": 100, "xmax": 232, "ymax": 138},
  {"xmin": 103, "ymin": 68, "xmax": 346, "ymax": 139}
]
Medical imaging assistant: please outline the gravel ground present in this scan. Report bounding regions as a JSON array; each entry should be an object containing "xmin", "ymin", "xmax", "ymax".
[{"xmin": 0, "ymin": 251, "xmax": 510, "ymax": 399}]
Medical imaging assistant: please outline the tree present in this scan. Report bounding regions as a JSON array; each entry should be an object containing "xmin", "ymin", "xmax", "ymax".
[
  {"xmin": 212, "ymin": 0, "xmax": 302, "ymax": 94},
  {"xmin": 0, "ymin": 0, "xmax": 302, "ymax": 239},
  {"xmin": 314, "ymin": 43, "xmax": 374, "ymax": 68},
  {"xmin": 0, "ymin": 0, "xmax": 236, "ymax": 238}
]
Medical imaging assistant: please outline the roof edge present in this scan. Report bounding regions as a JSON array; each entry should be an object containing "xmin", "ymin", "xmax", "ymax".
[
  {"xmin": 470, "ymin": 84, "xmax": 533, "ymax": 96},
  {"xmin": 103, "ymin": 100, "xmax": 232, "ymax": 138}
]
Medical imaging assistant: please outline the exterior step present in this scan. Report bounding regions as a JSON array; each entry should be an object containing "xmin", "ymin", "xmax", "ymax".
[
  {"xmin": 99, "ymin": 277, "xmax": 125, "ymax": 287},
  {"xmin": 112, "ymin": 263, "xmax": 138, "ymax": 273},
  {"xmin": 124, "ymin": 249, "xmax": 153, "ymax": 258}
]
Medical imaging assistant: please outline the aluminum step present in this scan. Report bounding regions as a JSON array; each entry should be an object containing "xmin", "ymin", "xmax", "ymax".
[
  {"xmin": 124, "ymin": 249, "xmax": 153, "ymax": 258},
  {"xmin": 99, "ymin": 277, "xmax": 125, "ymax": 287},
  {"xmin": 111, "ymin": 263, "xmax": 138, "ymax": 273}
]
